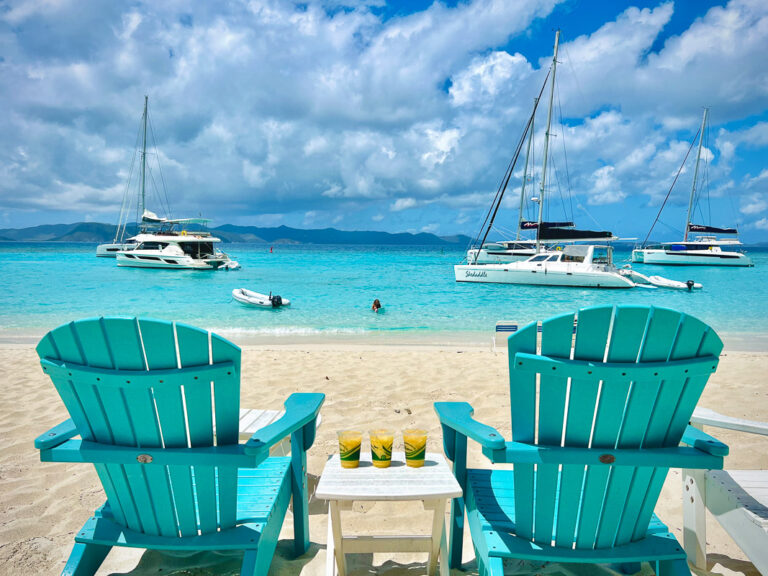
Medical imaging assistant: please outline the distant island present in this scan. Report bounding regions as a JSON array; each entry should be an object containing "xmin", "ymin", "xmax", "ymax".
[{"xmin": 0, "ymin": 222, "xmax": 473, "ymax": 246}]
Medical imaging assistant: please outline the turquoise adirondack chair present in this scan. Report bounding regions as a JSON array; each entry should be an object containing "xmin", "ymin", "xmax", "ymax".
[
  {"xmin": 435, "ymin": 305, "xmax": 729, "ymax": 575},
  {"xmin": 34, "ymin": 317, "xmax": 324, "ymax": 576}
]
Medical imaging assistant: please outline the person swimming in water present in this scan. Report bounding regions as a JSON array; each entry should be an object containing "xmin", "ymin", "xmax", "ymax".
[{"xmin": 371, "ymin": 299, "xmax": 382, "ymax": 313}]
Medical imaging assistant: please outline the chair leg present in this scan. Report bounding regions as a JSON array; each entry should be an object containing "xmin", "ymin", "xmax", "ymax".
[
  {"xmin": 657, "ymin": 558, "xmax": 692, "ymax": 576},
  {"xmin": 474, "ymin": 549, "xmax": 486, "ymax": 576},
  {"xmin": 487, "ymin": 557, "xmax": 504, "ymax": 576},
  {"xmin": 682, "ymin": 468, "xmax": 708, "ymax": 570},
  {"xmin": 448, "ymin": 434, "xmax": 468, "ymax": 569},
  {"xmin": 61, "ymin": 542, "xmax": 111, "ymax": 576},
  {"xmin": 291, "ymin": 431, "xmax": 310, "ymax": 556},
  {"xmin": 241, "ymin": 539, "xmax": 280, "ymax": 576}
]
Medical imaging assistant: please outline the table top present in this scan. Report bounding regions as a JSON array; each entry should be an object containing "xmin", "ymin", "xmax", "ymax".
[{"xmin": 315, "ymin": 452, "xmax": 462, "ymax": 501}]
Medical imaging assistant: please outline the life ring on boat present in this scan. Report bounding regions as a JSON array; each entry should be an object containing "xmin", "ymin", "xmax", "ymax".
[{"xmin": 181, "ymin": 230, "xmax": 187, "ymax": 236}]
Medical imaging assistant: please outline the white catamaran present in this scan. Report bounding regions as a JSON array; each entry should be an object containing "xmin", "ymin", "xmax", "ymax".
[
  {"xmin": 465, "ymin": 94, "xmax": 615, "ymax": 265},
  {"xmin": 456, "ymin": 31, "xmax": 701, "ymax": 290},
  {"xmin": 632, "ymin": 109, "xmax": 753, "ymax": 267},
  {"xmin": 98, "ymin": 97, "xmax": 238, "ymax": 270},
  {"xmin": 115, "ymin": 213, "xmax": 237, "ymax": 270}
]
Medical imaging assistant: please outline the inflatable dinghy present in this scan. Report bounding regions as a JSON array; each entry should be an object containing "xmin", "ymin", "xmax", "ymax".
[{"xmin": 232, "ymin": 288, "xmax": 290, "ymax": 308}]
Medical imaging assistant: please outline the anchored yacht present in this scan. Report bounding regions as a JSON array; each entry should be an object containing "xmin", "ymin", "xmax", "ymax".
[
  {"xmin": 632, "ymin": 109, "xmax": 752, "ymax": 267},
  {"xmin": 456, "ymin": 245, "xmax": 635, "ymax": 288},
  {"xmin": 116, "ymin": 216, "xmax": 236, "ymax": 270}
]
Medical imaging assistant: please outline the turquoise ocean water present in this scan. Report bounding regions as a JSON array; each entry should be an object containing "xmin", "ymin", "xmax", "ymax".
[{"xmin": 1, "ymin": 242, "xmax": 767, "ymax": 348}]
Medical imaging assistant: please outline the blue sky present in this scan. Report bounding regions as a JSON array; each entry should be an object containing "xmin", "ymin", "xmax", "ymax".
[{"xmin": 2, "ymin": 0, "xmax": 768, "ymax": 242}]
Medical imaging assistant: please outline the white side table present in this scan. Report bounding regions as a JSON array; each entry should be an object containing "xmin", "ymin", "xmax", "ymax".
[{"xmin": 315, "ymin": 452, "xmax": 462, "ymax": 576}]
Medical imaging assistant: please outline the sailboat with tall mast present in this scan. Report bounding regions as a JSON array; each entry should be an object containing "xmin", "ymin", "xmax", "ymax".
[
  {"xmin": 455, "ymin": 31, "xmax": 701, "ymax": 290},
  {"xmin": 632, "ymin": 109, "xmax": 752, "ymax": 267},
  {"xmin": 97, "ymin": 97, "xmax": 238, "ymax": 270},
  {"xmin": 96, "ymin": 96, "xmax": 176, "ymax": 257},
  {"xmin": 463, "ymin": 31, "xmax": 615, "ymax": 267}
]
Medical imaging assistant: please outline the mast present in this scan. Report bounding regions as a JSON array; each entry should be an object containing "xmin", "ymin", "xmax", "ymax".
[
  {"xmin": 536, "ymin": 30, "xmax": 560, "ymax": 252},
  {"xmin": 517, "ymin": 98, "xmax": 536, "ymax": 240},
  {"xmin": 685, "ymin": 107, "xmax": 708, "ymax": 241},
  {"xmin": 139, "ymin": 95, "xmax": 148, "ymax": 222}
]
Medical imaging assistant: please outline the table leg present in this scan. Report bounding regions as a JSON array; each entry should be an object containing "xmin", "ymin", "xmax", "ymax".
[
  {"xmin": 329, "ymin": 500, "xmax": 347, "ymax": 576},
  {"xmin": 425, "ymin": 499, "xmax": 447, "ymax": 576},
  {"xmin": 439, "ymin": 525, "xmax": 450, "ymax": 576},
  {"xmin": 326, "ymin": 507, "xmax": 338, "ymax": 576}
]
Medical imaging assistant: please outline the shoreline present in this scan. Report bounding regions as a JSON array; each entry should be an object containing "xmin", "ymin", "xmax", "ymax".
[{"xmin": 3, "ymin": 327, "xmax": 768, "ymax": 352}]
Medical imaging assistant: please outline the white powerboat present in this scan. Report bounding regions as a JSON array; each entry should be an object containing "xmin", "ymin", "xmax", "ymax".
[
  {"xmin": 232, "ymin": 289, "xmax": 290, "ymax": 308},
  {"xmin": 632, "ymin": 109, "xmax": 752, "ymax": 267}
]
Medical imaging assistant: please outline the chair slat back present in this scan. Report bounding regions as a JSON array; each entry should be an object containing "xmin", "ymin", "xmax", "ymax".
[
  {"xmin": 507, "ymin": 305, "xmax": 722, "ymax": 549},
  {"xmin": 37, "ymin": 317, "xmax": 242, "ymax": 538}
]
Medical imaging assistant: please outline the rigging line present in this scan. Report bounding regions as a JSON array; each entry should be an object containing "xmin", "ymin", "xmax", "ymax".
[
  {"xmin": 640, "ymin": 126, "xmax": 700, "ymax": 248},
  {"xmin": 562, "ymin": 44, "xmax": 589, "ymax": 116},
  {"xmin": 705, "ymin": 122, "xmax": 712, "ymax": 224},
  {"xmin": 548, "ymin": 155, "xmax": 569, "ymax": 222},
  {"xmin": 147, "ymin": 105, "xmax": 172, "ymax": 220},
  {"xmin": 116, "ymin": 123, "xmax": 142, "ymax": 242},
  {"xmin": 494, "ymin": 223, "xmax": 517, "ymax": 237},
  {"xmin": 469, "ymin": 101, "xmax": 537, "ymax": 249},
  {"xmin": 555, "ymin": 75, "xmax": 574, "ymax": 222},
  {"xmin": 528, "ymin": 130, "xmax": 536, "ymax": 222},
  {"xmin": 658, "ymin": 218, "xmax": 683, "ymax": 235},
  {"xmin": 133, "ymin": 106, "xmax": 147, "ymax": 229},
  {"xmin": 578, "ymin": 202, "xmax": 607, "ymax": 230},
  {"xmin": 469, "ymin": 67, "xmax": 552, "ymax": 260}
]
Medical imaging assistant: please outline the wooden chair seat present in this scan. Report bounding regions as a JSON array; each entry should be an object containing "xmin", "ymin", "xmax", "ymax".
[{"xmin": 467, "ymin": 469, "xmax": 685, "ymax": 563}]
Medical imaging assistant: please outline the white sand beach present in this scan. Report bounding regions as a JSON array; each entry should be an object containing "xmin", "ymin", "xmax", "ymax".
[{"xmin": 1, "ymin": 342, "xmax": 766, "ymax": 576}]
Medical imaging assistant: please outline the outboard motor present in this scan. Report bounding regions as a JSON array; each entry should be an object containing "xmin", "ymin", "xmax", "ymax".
[
  {"xmin": 686, "ymin": 280, "xmax": 695, "ymax": 291},
  {"xmin": 271, "ymin": 295, "xmax": 283, "ymax": 308}
]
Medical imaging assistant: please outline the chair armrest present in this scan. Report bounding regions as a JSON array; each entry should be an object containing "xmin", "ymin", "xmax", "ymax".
[
  {"xmin": 681, "ymin": 424, "xmax": 729, "ymax": 457},
  {"xmin": 692, "ymin": 407, "xmax": 768, "ymax": 436},
  {"xmin": 34, "ymin": 418, "xmax": 78, "ymax": 451},
  {"xmin": 244, "ymin": 393, "xmax": 325, "ymax": 456},
  {"xmin": 434, "ymin": 402, "xmax": 506, "ymax": 450},
  {"xmin": 486, "ymin": 441, "xmax": 724, "ymax": 469}
]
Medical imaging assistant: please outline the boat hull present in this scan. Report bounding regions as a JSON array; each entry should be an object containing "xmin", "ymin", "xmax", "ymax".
[
  {"xmin": 631, "ymin": 248, "xmax": 752, "ymax": 267},
  {"xmin": 96, "ymin": 243, "xmax": 135, "ymax": 257},
  {"xmin": 116, "ymin": 252, "xmax": 224, "ymax": 269},
  {"xmin": 454, "ymin": 264, "xmax": 635, "ymax": 288}
]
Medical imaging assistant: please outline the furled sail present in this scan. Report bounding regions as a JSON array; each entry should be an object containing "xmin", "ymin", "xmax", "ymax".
[
  {"xmin": 538, "ymin": 227, "xmax": 614, "ymax": 241},
  {"xmin": 687, "ymin": 223, "xmax": 738, "ymax": 234},
  {"xmin": 520, "ymin": 220, "xmax": 575, "ymax": 229}
]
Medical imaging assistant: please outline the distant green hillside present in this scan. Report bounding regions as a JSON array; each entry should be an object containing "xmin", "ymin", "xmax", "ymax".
[
  {"xmin": 213, "ymin": 224, "xmax": 470, "ymax": 245},
  {"xmin": 0, "ymin": 222, "xmax": 471, "ymax": 246}
]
